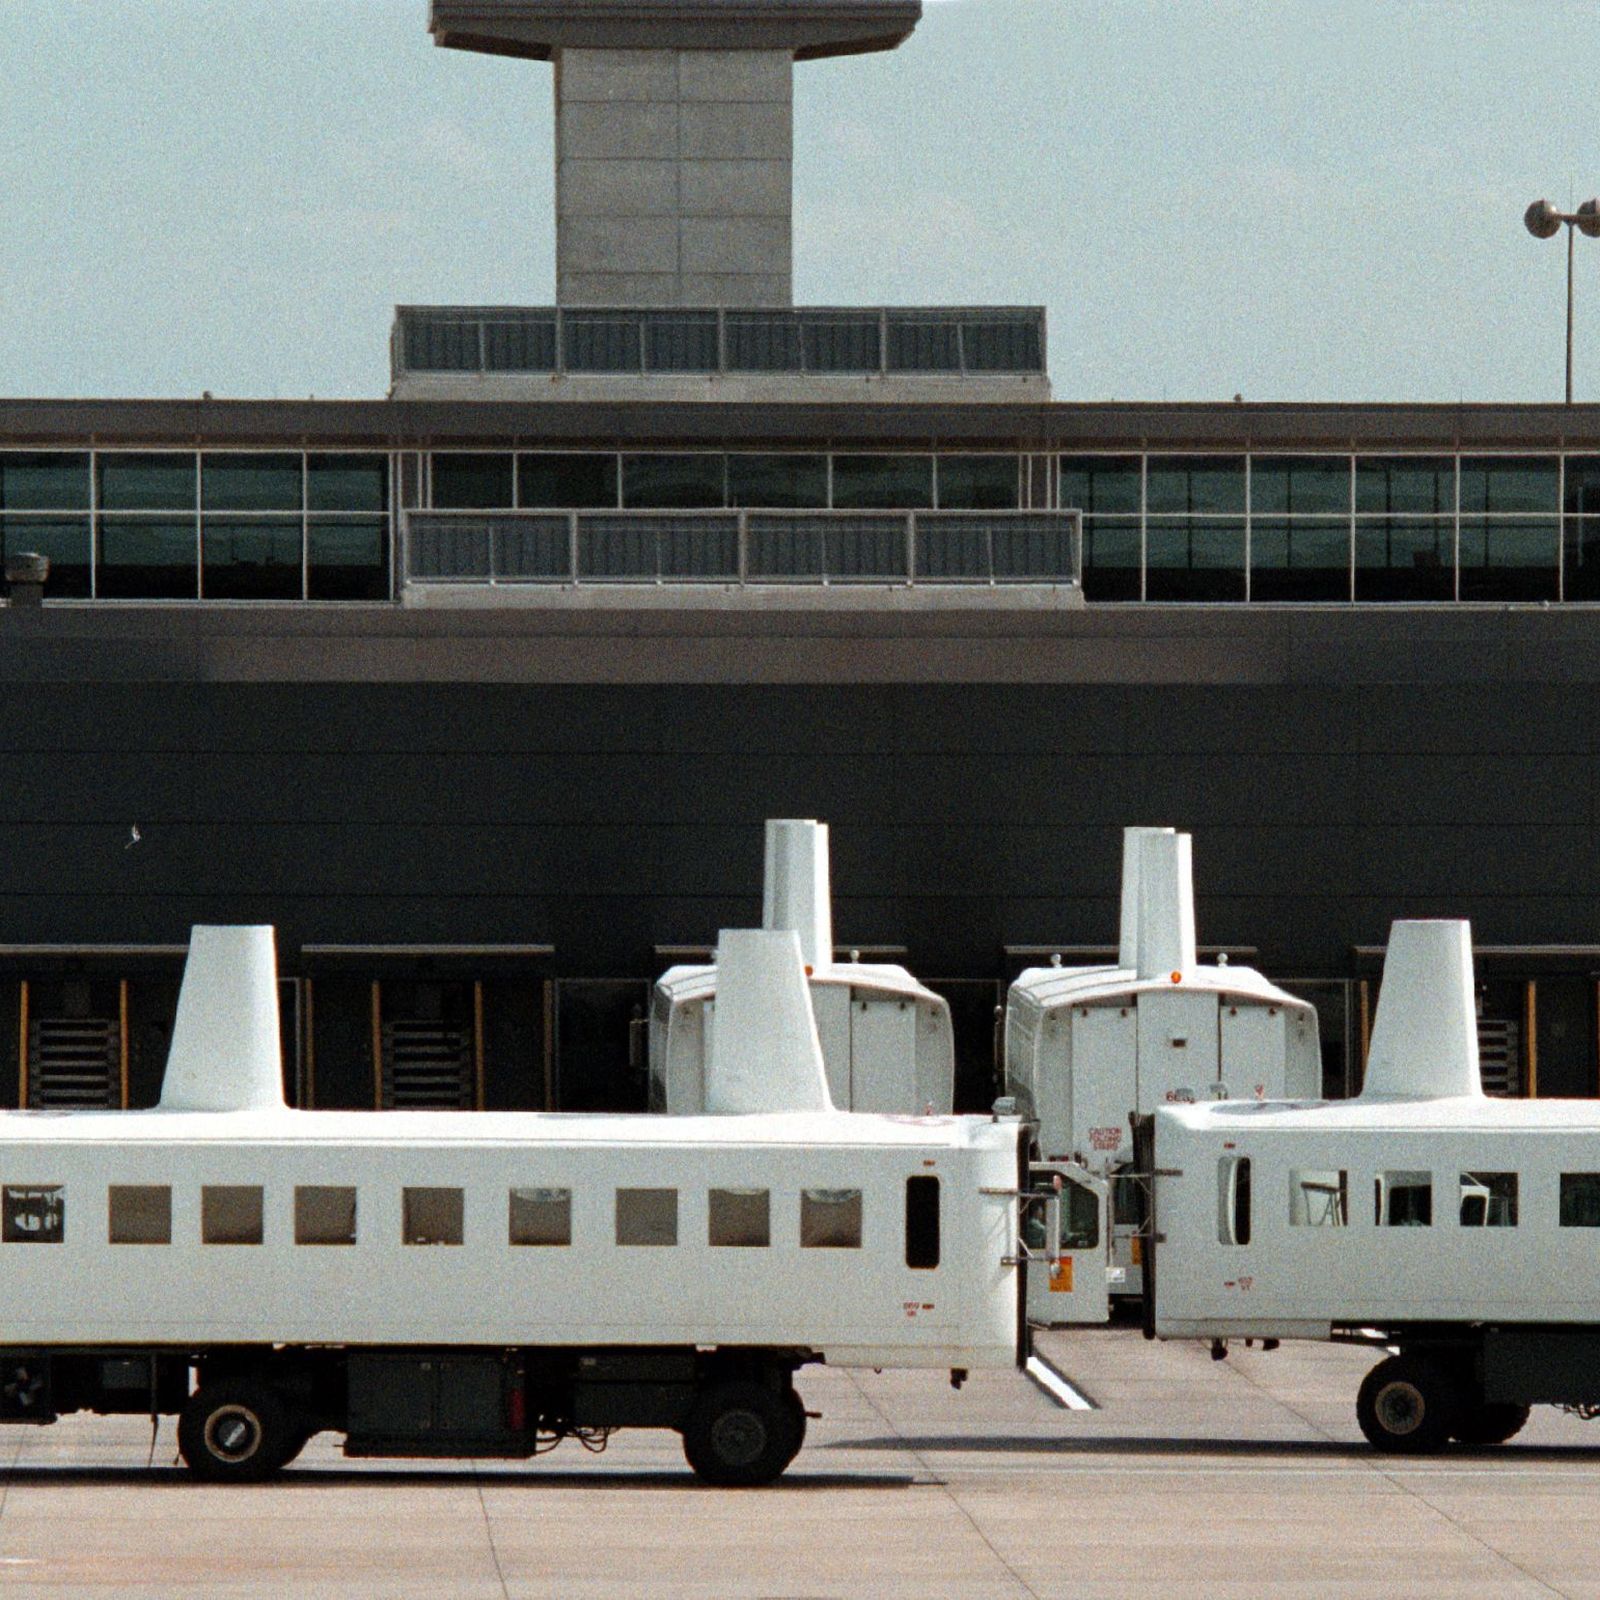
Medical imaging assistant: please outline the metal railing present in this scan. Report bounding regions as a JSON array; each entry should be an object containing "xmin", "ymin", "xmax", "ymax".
[
  {"xmin": 404, "ymin": 510, "xmax": 1081, "ymax": 588},
  {"xmin": 392, "ymin": 306, "xmax": 1047, "ymax": 379}
]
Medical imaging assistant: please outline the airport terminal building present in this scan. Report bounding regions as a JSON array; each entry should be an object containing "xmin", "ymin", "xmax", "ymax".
[{"xmin": 2, "ymin": 0, "xmax": 1598, "ymax": 1115}]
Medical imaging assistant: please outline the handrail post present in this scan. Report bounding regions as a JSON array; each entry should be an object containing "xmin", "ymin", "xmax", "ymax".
[
  {"xmin": 569, "ymin": 511, "xmax": 579, "ymax": 587},
  {"xmin": 907, "ymin": 511, "xmax": 917, "ymax": 587}
]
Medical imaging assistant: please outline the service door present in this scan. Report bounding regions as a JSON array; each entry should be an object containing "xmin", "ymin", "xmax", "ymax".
[
  {"xmin": 849, "ymin": 995, "xmax": 917, "ymax": 1112},
  {"xmin": 810, "ymin": 984, "xmax": 852, "ymax": 1106},
  {"xmin": 1136, "ymin": 990, "xmax": 1220, "ymax": 1110},
  {"xmin": 1024, "ymin": 1165, "xmax": 1110, "ymax": 1327},
  {"xmin": 1218, "ymin": 1001, "xmax": 1286, "ymax": 1100},
  {"xmin": 1069, "ymin": 1005, "xmax": 1137, "ymax": 1165}
]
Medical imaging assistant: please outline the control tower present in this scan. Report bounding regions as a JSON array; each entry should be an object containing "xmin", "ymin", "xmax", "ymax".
[{"xmin": 431, "ymin": 1, "xmax": 921, "ymax": 308}]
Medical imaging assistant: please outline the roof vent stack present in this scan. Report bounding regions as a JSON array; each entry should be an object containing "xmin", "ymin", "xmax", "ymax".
[
  {"xmin": 762, "ymin": 819, "xmax": 833, "ymax": 973},
  {"xmin": 159, "ymin": 926, "xmax": 286, "ymax": 1114},
  {"xmin": 1359, "ymin": 919, "xmax": 1484, "ymax": 1101},
  {"xmin": 705, "ymin": 928, "xmax": 835, "ymax": 1114},
  {"xmin": 1136, "ymin": 831, "xmax": 1197, "ymax": 980},
  {"xmin": 1118, "ymin": 825, "xmax": 1177, "ymax": 971}
]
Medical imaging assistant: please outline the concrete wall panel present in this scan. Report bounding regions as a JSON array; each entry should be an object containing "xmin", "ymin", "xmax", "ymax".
[
  {"xmin": 557, "ymin": 48, "xmax": 680, "ymax": 102},
  {"xmin": 679, "ymin": 216, "xmax": 791, "ymax": 276},
  {"xmin": 679, "ymin": 159, "xmax": 791, "ymax": 217},
  {"xmin": 560, "ymin": 215, "xmax": 680, "ymax": 276},
  {"xmin": 678, "ymin": 101, "xmax": 793, "ymax": 161},
  {"xmin": 676, "ymin": 50, "xmax": 793, "ymax": 103},
  {"xmin": 558, "ymin": 159, "xmax": 680, "ymax": 217},
  {"xmin": 557, "ymin": 102, "xmax": 679, "ymax": 162}
]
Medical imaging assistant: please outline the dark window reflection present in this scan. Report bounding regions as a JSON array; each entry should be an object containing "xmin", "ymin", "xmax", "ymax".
[
  {"xmin": 0, "ymin": 517, "xmax": 91, "ymax": 597},
  {"xmin": 1565, "ymin": 517, "xmax": 1600, "ymax": 599},
  {"xmin": 1060, "ymin": 456, "xmax": 1140, "ymax": 516},
  {"xmin": 308, "ymin": 454, "xmax": 388, "ymax": 513},
  {"xmin": 1251, "ymin": 456, "xmax": 1350, "ymax": 516},
  {"xmin": 202, "ymin": 454, "xmax": 301, "ymax": 512},
  {"xmin": 937, "ymin": 456, "xmax": 1019, "ymax": 510},
  {"xmin": 432, "ymin": 454, "xmax": 513, "ymax": 509},
  {"xmin": 518, "ymin": 453, "xmax": 618, "ymax": 509},
  {"xmin": 0, "ymin": 453, "xmax": 90, "ymax": 511},
  {"xmin": 202, "ymin": 517, "xmax": 304, "ymax": 600},
  {"xmin": 98, "ymin": 517, "xmax": 199, "ymax": 598},
  {"xmin": 726, "ymin": 455, "xmax": 827, "ymax": 508},
  {"xmin": 1250, "ymin": 519, "xmax": 1351, "ymax": 601},
  {"xmin": 831, "ymin": 455, "xmax": 933, "ymax": 510},
  {"xmin": 1145, "ymin": 519, "xmax": 1245, "ymax": 600},
  {"xmin": 1355, "ymin": 457, "xmax": 1454, "ymax": 515},
  {"xmin": 622, "ymin": 455, "xmax": 726, "ymax": 509},
  {"xmin": 1459, "ymin": 457, "xmax": 1558, "ymax": 515},
  {"xmin": 98, "ymin": 455, "xmax": 197, "ymax": 512},
  {"xmin": 1146, "ymin": 457, "xmax": 1245, "ymax": 516},
  {"xmin": 1354, "ymin": 518, "xmax": 1454, "ymax": 600},
  {"xmin": 1564, "ymin": 457, "xmax": 1600, "ymax": 515},
  {"xmin": 308, "ymin": 518, "xmax": 389, "ymax": 600},
  {"xmin": 1457, "ymin": 518, "xmax": 1558, "ymax": 601},
  {"xmin": 1080, "ymin": 517, "xmax": 1141, "ymax": 600}
]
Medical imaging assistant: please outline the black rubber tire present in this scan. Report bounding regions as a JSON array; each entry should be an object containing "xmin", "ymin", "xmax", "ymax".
[
  {"xmin": 1452, "ymin": 1402, "xmax": 1531, "ymax": 1446},
  {"xmin": 178, "ymin": 1380, "xmax": 293, "ymax": 1483},
  {"xmin": 1356, "ymin": 1355, "xmax": 1461, "ymax": 1454},
  {"xmin": 682, "ymin": 1380, "xmax": 804, "ymax": 1487}
]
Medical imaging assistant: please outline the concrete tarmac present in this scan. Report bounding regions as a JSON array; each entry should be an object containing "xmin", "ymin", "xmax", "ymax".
[{"xmin": 1, "ymin": 1330, "xmax": 1598, "ymax": 1599}]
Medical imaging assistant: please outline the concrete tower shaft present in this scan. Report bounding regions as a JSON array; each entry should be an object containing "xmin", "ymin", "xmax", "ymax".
[{"xmin": 430, "ymin": 1, "xmax": 922, "ymax": 308}]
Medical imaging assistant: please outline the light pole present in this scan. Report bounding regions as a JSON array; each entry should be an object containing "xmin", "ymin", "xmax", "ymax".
[{"xmin": 1525, "ymin": 198, "xmax": 1600, "ymax": 404}]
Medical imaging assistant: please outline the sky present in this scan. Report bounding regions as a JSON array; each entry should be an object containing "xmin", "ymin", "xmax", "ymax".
[{"xmin": 3, "ymin": 0, "xmax": 1599, "ymax": 403}]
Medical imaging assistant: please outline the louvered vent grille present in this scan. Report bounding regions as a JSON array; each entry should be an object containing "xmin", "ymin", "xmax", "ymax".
[
  {"xmin": 380, "ymin": 1020, "xmax": 472, "ymax": 1109},
  {"xmin": 1478, "ymin": 1017, "xmax": 1520, "ymax": 1097},
  {"xmin": 27, "ymin": 1018, "xmax": 119, "ymax": 1108}
]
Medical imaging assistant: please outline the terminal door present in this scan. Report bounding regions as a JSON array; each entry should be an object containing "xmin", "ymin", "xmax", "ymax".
[{"xmin": 1022, "ymin": 1164, "xmax": 1110, "ymax": 1327}]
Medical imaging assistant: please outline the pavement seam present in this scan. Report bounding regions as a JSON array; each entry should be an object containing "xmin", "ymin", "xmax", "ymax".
[
  {"xmin": 1223, "ymin": 1355, "xmax": 1571, "ymax": 1600},
  {"xmin": 844, "ymin": 1371, "xmax": 1042, "ymax": 1600},
  {"xmin": 472, "ymin": 1460, "xmax": 514, "ymax": 1600}
]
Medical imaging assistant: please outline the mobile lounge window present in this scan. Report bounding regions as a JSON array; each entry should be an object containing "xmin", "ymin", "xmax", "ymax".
[
  {"xmin": 203, "ymin": 1185, "xmax": 264, "ymax": 1245},
  {"xmin": 905, "ymin": 1176, "xmax": 940, "ymax": 1269},
  {"xmin": 295, "ymin": 1185, "xmax": 357, "ymax": 1245},
  {"xmin": 3, "ymin": 1185, "xmax": 63, "ymax": 1243},
  {"xmin": 1459, "ymin": 1172, "xmax": 1517, "ymax": 1228},
  {"xmin": 510, "ymin": 1187, "xmax": 571, "ymax": 1246},
  {"xmin": 801, "ymin": 1189, "xmax": 862, "ymax": 1249},
  {"xmin": 1376, "ymin": 1171, "xmax": 1432, "ymax": 1227},
  {"xmin": 616, "ymin": 1188, "xmax": 677, "ymax": 1247},
  {"xmin": 1289, "ymin": 1169, "xmax": 1346, "ymax": 1227},
  {"xmin": 108, "ymin": 1185, "xmax": 171, "ymax": 1245},
  {"xmin": 709, "ymin": 1188, "xmax": 770, "ymax": 1248},
  {"xmin": 1218, "ymin": 1158, "xmax": 1252, "ymax": 1245},
  {"xmin": 1561, "ymin": 1173, "xmax": 1600, "ymax": 1227},
  {"xmin": 403, "ymin": 1187, "xmax": 464, "ymax": 1246}
]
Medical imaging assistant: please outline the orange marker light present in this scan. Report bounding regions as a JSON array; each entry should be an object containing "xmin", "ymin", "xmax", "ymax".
[{"xmin": 1170, "ymin": 971, "xmax": 1182, "ymax": 984}]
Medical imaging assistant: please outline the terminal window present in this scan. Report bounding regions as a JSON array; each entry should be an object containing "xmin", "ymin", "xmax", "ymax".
[{"xmin": 1289, "ymin": 1169, "xmax": 1347, "ymax": 1227}]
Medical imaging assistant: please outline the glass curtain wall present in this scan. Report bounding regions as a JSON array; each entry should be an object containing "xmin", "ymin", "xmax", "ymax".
[{"xmin": 0, "ymin": 451, "xmax": 391, "ymax": 601}]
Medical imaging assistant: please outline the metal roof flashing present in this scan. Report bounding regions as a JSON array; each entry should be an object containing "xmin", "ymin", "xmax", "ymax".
[{"xmin": 429, "ymin": 0, "xmax": 922, "ymax": 59}]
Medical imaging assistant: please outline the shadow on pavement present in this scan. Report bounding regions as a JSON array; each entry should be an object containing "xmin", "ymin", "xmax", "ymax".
[
  {"xmin": 0, "ymin": 1463, "xmax": 917, "ymax": 1491},
  {"xmin": 827, "ymin": 1434, "xmax": 1600, "ymax": 1461}
]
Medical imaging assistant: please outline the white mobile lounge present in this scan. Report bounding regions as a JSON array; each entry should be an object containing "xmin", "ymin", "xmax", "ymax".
[
  {"xmin": 1148, "ymin": 918, "xmax": 1600, "ymax": 1452},
  {"xmin": 1006, "ymin": 828, "xmax": 1319, "ymax": 1320},
  {"xmin": 0, "ymin": 926, "xmax": 1027, "ymax": 1484},
  {"xmin": 650, "ymin": 821, "xmax": 954, "ymax": 1116}
]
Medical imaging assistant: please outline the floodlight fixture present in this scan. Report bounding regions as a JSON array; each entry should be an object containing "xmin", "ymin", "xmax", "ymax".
[{"xmin": 1524, "ymin": 196, "xmax": 1600, "ymax": 403}]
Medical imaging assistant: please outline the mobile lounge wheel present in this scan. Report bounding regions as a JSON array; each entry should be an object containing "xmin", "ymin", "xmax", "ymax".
[
  {"xmin": 178, "ymin": 1380, "xmax": 293, "ymax": 1483},
  {"xmin": 682, "ymin": 1380, "xmax": 804, "ymax": 1487},
  {"xmin": 1356, "ymin": 1355, "xmax": 1461, "ymax": 1454},
  {"xmin": 1451, "ymin": 1401, "xmax": 1530, "ymax": 1446}
]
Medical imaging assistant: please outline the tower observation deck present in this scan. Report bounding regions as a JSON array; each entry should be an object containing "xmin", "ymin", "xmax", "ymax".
[{"xmin": 431, "ymin": 0, "xmax": 921, "ymax": 309}]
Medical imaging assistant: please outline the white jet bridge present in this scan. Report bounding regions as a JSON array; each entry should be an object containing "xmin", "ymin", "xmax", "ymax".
[
  {"xmin": 649, "ymin": 820, "xmax": 954, "ymax": 1116},
  {"xmin": 1005, "ymin": 827, "xmax": 1320, "ymax": 1322}
]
